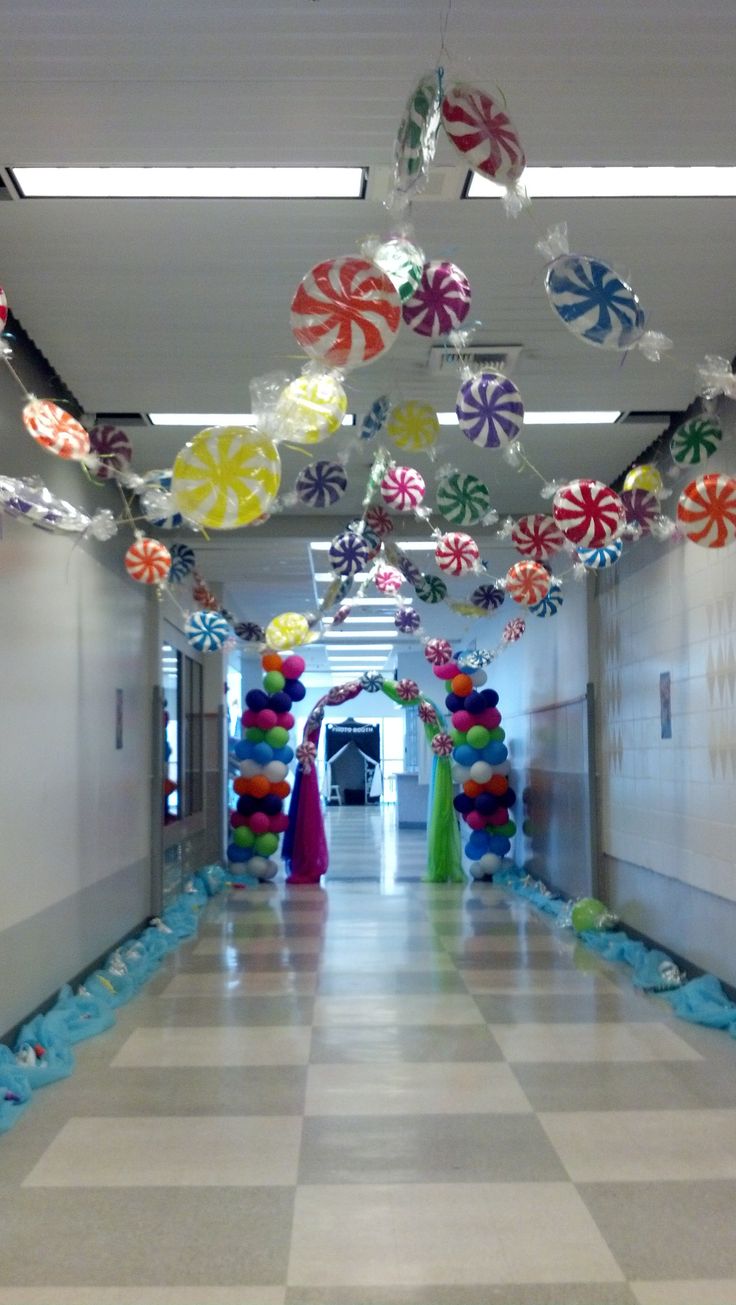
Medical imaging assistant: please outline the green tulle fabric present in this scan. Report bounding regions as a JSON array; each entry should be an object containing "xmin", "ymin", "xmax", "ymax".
[{"xmin": 380, "ymin": 682, "xmax": 464, "ymax": 883}]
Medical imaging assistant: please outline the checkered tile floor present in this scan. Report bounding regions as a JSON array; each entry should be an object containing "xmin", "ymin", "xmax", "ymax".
[{"xmin": 2, "ymin": 813, "xmax": 736, "ymax": 1302}]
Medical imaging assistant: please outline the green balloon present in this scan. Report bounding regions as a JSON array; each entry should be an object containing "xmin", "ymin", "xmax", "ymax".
[
  {"xmin": 451, "ymin": 729, "xmax": 467, "ymax": 746},
  {"xmin": 488, "ymin": 727, "xmax": 505, "ymax": 742},
  {"xmin": 495, "ymin": 820, "xmax": 516, "ymax": 837},
  {"xmin": 254, "ymin": 831, "xmax": 279, "ymax": 856},
  {"xmin": 233, "ymin": 825, "xmax": 255, "ymax": 848},
  {"xmin": 245, "ymin": 726, "xmax": 265, "ymax": 742},
  {"xmin": 571, "ymin": 897, "xmax": 611, "ymax": 933},
  {"xmin": 263, "ymin": 670, "xmax": 286, "ymax": 693},
  {"xmin": 266, "ymin": 725, "xmax": 289, "ymax": 748},
  {"xmin": 466, "ymin": 725, "xmax": 490, "ymax": 749}
]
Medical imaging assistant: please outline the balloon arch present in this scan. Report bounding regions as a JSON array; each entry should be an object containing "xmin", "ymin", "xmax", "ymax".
[{"xmin": 283, "ymin": 677, "xmax": 464, "ymax": 884}]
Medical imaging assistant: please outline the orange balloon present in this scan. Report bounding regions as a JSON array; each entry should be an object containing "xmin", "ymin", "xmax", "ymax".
[
  {"xmin": 249, "ymin": 774, "xmax": 270, "ymax": 798},
  {"xmin": 489, "ymin": 774, "xmax": 508, "ymax": 795},
  {"xmin": 463, "ymin": 780, "xmax": 481, "ymax": 798},
  {"xmin": 262, "ymin": 652, "xmax": 283, "ymax": 672},
  {"xmin": 233, "ymin": 776, "xmax": 250, "ymax": 795},
  {"xmin": 451, "ymin": 673, "xmax": 473, "ymax": 697},
  {"xmin": 273, "ymin": 780, "xmax": 291, "ymax": 798}
]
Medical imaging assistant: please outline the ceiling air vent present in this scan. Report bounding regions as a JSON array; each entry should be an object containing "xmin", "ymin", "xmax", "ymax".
[{"xmin": 427, "ymin": 343, "xmax": 523, "ymax": 375}]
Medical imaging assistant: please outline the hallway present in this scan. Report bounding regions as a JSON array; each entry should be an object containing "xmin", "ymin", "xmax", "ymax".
[{"xmin": 2, "ymin": 868, "xmax": 736, "ymax": 1301}]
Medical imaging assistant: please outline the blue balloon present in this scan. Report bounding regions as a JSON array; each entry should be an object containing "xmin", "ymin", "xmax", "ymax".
[
  {"xmin": 475, "ymin": 792, "xmax": 497, "ymax": 815},
  {"xmin": 245, "ymin": 689, "xmax": 269, "ymax": 712},
  {"xmin": 445, "ymin": 693, "xmax": 463, "ymax": 713},
  {"xmin": 284, "ymin": 679, "xmax": 306, "ymax": 702},
  {"xmin": 453, "ymin": 794, "xmax": 473, "ymax": 814},
  {"xmin": 467, "ymin": 828, "xmax": 491, "ymax": 851},
  {"xmin": 454, "ymin": 744, "xmax": 477, "ymax": 768},
  {"xmin": 488, "ymin": 835, "xmax": 511, "ymax": 856},
  {"xmin": 480, "ymin": 689, "xmax": 499, "ymax": 709},
  {"xmin": 227, "ymin": 843, "xmax": 252, "ymax": 863},
  {"xmin": 273, "ymin": 745, "xmax": 294, "ymax": 764},
  {"xmin": 486, "ymin": 742, "xmax": 508, "ymax": 765},
  {"xmin": 464, "ymin": 842, "xmax": 484, "ymax": 861},
  {"xmin": 464, "ymin": 691, "xmax": 484, "ymax": 715},
  {"xmin": 252, "ymin": 742, "xmax": 274, "ymax": 765},
  {"xmin": 233, "ymin": 739, "xmax": 252, "ymax": 761},
  {"xmin": 269, "ymin": 692, "xmax": 291, "ymax": 713}
]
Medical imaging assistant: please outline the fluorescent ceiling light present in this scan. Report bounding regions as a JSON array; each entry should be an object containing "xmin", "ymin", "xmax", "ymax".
[
  {"xmin": 315, "ymin": 571, "xmax": 370, "ymax": 583},
  {"xmin": 150, "ymin": 412, "xmax": 355, "ymax": 427},
  {"xmin": 326, "ymin": 616, "xmax": 396, "ymax": 624},
  {"xmin": 465, "ymin": 166, "xmax": 736, "ymax": 200},
  {"xmin": 325, "ymin": 634, "xmax": 396, "ymax": 643},
  {"xmin": 437, "ymin": 410, "xmax": 620, "ymax": 426},
  {"xmin": 12, "ymin": 165, "xmax": 367, "ymax": 200}
]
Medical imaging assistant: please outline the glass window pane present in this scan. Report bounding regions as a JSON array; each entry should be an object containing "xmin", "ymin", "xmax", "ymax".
[
  {"xmin": 185, "ymin": 657, "xmax": 203, "ymax": 816},
  {"xmin": 161, "ymin": 643, "xmax": 181, "ymax": 823}
]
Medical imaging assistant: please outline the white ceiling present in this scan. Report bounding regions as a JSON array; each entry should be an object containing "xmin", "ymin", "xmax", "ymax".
[{"xmin": 0, "ymin": 0, "xmax": 734, "ymax": 668}]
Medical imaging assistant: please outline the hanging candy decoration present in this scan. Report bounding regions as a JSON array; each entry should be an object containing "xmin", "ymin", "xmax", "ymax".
[
  {"xmin": 275, "ymin": 371, "xmax": 348, "ymax": 445},
  {"xmin": 402, "ymin": 260, "xmax": 472, "ymax": 338},
  {"xmin": 295, "ymin": 460, "xmax": 348, "ymax": 508},
  {"xmin": 544, "ymin": 254, "xmax": 646, "ymax": 350},
  {"xmin": 265, "ymin": 611, "xmax": 311, "ymax": 649},
  {"xmin": 374, "ymin": 564, "xmax": 404, "ymax": 595},
  {"xmin": 471, "ymin": 582, "xmax": 505, "ymax": 611},
  {"xmin": 553, "ymin": 479, "xmax": 626, "ymax": 547},
  {"xmin": 380, "ymin": 465, "xmax": 426, "ymax": 511},
  {"xmin": 505, "ymin": 560, "xmax": 552, "ymax": 606},
  {"xmin": 578, "ymin": 539, "xmax": 624, "ymax": 569},
  {"xmin": 0, "ymin": 285, "xmax": 7, "ymax": 330},
  {"xmin": 396, "ymin": 678, "xmax": 420, "ymax": 702},
  {"xmin": 418, "ymin": 702, "xmax": 437, "ymax": 725},
  {"xmin": 235, "ymin": 621, "xmax": 265, "ymax": 643},
  {"xmin": 360, "ymin": 395, "xmax": 391, "ymax": 442},
  {"xmin": 435, "ymin": 530, "xmax": 480, "ymax": 576},
  {"xmin": 296, "ymin": 741, "xmax": 317, "ymax": 773},
  {"xmin": 431, "ymin": 731, "xmax": 454, "ymax": 757},
  {"xmin": 384, "ymin": 540, "xmax": 423, "ymax": 586},
  {"xmin": 670, "ymin": 415, "xmax": 723, "ymax": 466},
  {"xmin": 364, "ymin": 504, "xmax": 394, "ymax": 537},
  {"xmin": 371, "ymin": 236, "xmax": 425, "ymax": 303},
  {"xmin": 168, "ymin": 542, "xmax": 196, "ymax": 582},
  {"xmin": 623, "ymin": 464, "xmax": 663, "ymax": 496},
  {"xmin": 386, "ymin": 400, "xmax": 439, "ymax": 452},
  {"xmin": 530, "ymin": 583, "xmax": 564, "ymax": 617},
  {"xmin": 392, "ymin": 70, "xmax": 442, "ymax": 201},
  {"xmin": 290, "ymin": 256, "xmax": 401, "ymax": 369},
  {"xmin": 441, "ymin": 83, "xmax": 526, "ymax": 187},
  {"xmin": 415, "ymin": 573, "xmax": 448, "ymax": 604},
  {"xmin": 22, "ymin": 400, "xmax": 90, "ymax": 461},
  {"xmin": 331, "ymin": 604, "xmax": 352, "ymax": 627},
  {"xmin": 360, "ymin": 671, "xmax": 384, "ymax": 693},
  {"xmin": 87, "ymin": 424, "xmax": 132, "ymax": 481},
  {"xmin": 327, "ymin": 681, "xmax": 361, "ymax": 705},
  {"xmin": 621, "ymin": 489, "xmax": 660, "ymax": 535},
  {"xmin": 172, "ymin": 426, "xmax": 281, "ymax": 530},
  {"xmin": 424, "ymin": 637, "xmax": 454, "ymax": 665},
  {"xmin": 124, "ymin": 536, "xmax": 171, "ymax": 585},
  {"xmin": 677, "ymin": 473, "xmax": 736, "ymax": 549},
  {"xmin": 511, "ymin": 513, "xmax": 564, "ymax": 560},
  {"xmin": 328, "ymin": 529, "xmax": 372, "ymax": 577},
  {"xmin": 394, "ymin": 606, "xmax": 421, "ymax": 633},
  {"xmin": 502, "ymin": 617, "xmax": 526, "ymax": 643},
  {"xmin": 140, "ymin": 469, "xmax": 184, "ymax": 529},
  {"xmin": 436, "ymin": 471, "xmax": 492, "ymax": 525},
  {"xmin": 456, "ymin": 372, "xmax": 524, "ymax": 449},
  {"xmin": 185, "ymin": 610, "xmax": 231, "ymax": 652}
]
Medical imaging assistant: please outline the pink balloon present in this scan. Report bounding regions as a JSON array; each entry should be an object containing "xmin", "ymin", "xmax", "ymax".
[
  {"xmin": 276, "ymin": 712, "xmax": 295, "ymax": 729},
  {"xmin": 230, "ymin": 812, "xmax": 249, "ymax": 828},
  {"xmin": 241, "ymin": 710, "xmax": 258, "ymax": 727},
  {"xmin": 479, "ymin": 708, "xmax": 501, "ymax": 729},
  {"xmin": 281, "ymin": 654, "xmax": 306, "ymax": 678},
  {"xmin": 272, "ymin": 813, "xmax": 290, "ymax": 833},
  {"xmin": 249, "ymin": 812, "xmax": 270, "ymax": 834},
  {"xmin": 257, "ymin": 709, "xmax": 278, "ymax": 731},
  {"xmin": 466, "ymin": 811, "xmax": 487, "ymax": 830},
  {"xmin": 452, "ymin": 711, "xmax": 473, "ymax": 733},
  {"xmin": 489, "ymin": 807, "xmax": 509, "ymax": 826},
  {"xmin": 434, "ymin": 661, "xmax": 460, "ymax": 681}
]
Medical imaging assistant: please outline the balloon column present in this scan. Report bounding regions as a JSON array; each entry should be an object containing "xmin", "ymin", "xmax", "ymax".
[
  {"xmin": 227, "ymin": 652, "xmax": 306, "ymax": 881},
  {"xmin": 426, "ymin": 641, "xmax": 517, "ymax": 878}
]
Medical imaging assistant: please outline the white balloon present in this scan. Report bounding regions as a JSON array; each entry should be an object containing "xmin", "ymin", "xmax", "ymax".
[
  {"xmin": 239, "ymin": 759, "xmax": 260, "ymax": 777},
  {"xmin": 469, "ymin": 760, "xmax": 493, "ymax": 783},
  {"xmin": 264, "ymin": 760, "xmax": 288, "ymax": 782},
  {"xmin": 471, "ymin": 670, "xmax": 487, "ymax": 686},
  {"xmin": 469, "ymin": 862, "xmax": 487, "ymax": 879},
  {"xmin": 478, "ymin": 852, "xmax": 503, "ymax": 874},
  {"xmin": 489, "ymin": 760, "xmax": 510, "ymax": 777},
  {"xmin": 249, "ymin": 855, "xmax": 278, "ymax": 881},
  {"xmin": 452, "ymin": 765, "xmax": 471, "ymax": 784}
]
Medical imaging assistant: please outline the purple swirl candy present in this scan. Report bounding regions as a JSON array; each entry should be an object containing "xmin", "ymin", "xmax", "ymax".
[
  {"xmin": 402, "ymin": 260, "xmax": 471, "ymax": 338},
  {"xmin": 456, "ymin": 372, "xmax": 524, "ymax": 448},
  {"xmin": 621, "ymin": 488, "xmax": 659, "ymax": 534},
  {"xmin": 394, "ymin": 607, "xmax": 421, "ymax": 633},
  {"xmin": 471, "ymin": 583, "xmax": 505, "ymax": 611}
]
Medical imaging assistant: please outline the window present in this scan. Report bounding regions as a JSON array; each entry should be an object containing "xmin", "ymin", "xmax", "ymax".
[{"xmin": 161, "ymin": 641, "xmax": 204, "ymax": 826}]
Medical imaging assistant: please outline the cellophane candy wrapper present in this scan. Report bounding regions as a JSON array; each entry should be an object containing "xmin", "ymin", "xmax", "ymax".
[{"xmin": 389, "ymin": 70, "xmax": 442, "ymax": 209}]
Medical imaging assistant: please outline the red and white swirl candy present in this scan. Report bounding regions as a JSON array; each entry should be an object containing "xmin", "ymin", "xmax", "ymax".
[
  {"xmin": 22, "ymin": 400, "xmax": 90, "ymax": 461},
  {"xmin": 512, "ymin": 513, "xmax": 564, "ymax": 560},
  {"xmin": 364, "ymin": 504, "xmax": 394, "ymax": 537},
  {"xmin": 296, "ymin": 741, "xmax": 317, "ymax": 773},
  {"xmin": 380, "ymin": 465, "xmax": 426, "ymax": 512},
  {"xmin": 553, "ymin": 479, "xmax": 625, "ymax": 548},
  {"xmin": 374, "ymin": 565, "xmax": 403, "ymax": 595},
  {"xmin": 502, "ymin": 617, "xmax": 526, "ymax": 643},
  {"xmin": 435, "ymin": 531, "xmax": 480, "ymax": 576},
  {"xmin": 424, "ymin": 637, "xmax": 453, "ymax": 665},
  {"xmin": 441, "ymin": 83, "xmax": 526, "ymax": 186},
  {"xmin": 505, "ymin": 560, "xmax": 551, "ymax": 607},
  {"xmin": 124, "ymin": 537, "xmax": 171, "ymax": 585},
  {"xmin": 431, "ymin": 731, "xmax": 454, "ymax": 757},
  {"xmin": 418, "ymin": 702, "xmax": 438, "ymax": 725},
  {"xmin": 290, "ymin": 256, "xmax": 401, "ymax": 369},
  {"xmin": 0, "ymin": 286, "xmax": 7, "ymax": 331},
  {"xmin": 396, "ymin": 678, "xmax": 420, "ymax": 702},
  {"xmin": 402, "ymin": 260, "xmax": 471, "ymax": 338},
  {"xmin": 677, "ymin": 473, "xmax": 736, "ymax": 549}
]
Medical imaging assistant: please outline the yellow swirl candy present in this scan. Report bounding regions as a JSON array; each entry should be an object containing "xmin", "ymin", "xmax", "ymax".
[
  {"xmin": 172, "ymin": 427, "xmax": 280, "ymax": 529},
  {"xmin": 276, "ymin": 373, "xmax": 347, "ymax": 446},
  {"xmin": 386, "ymin": 400, "xmax": 439, "ymax": 451}
]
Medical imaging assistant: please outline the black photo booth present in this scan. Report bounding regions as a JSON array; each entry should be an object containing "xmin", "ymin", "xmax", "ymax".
[{"xmin": 325, "ymin": 719, "xmax": 381, "ymax": 805}]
